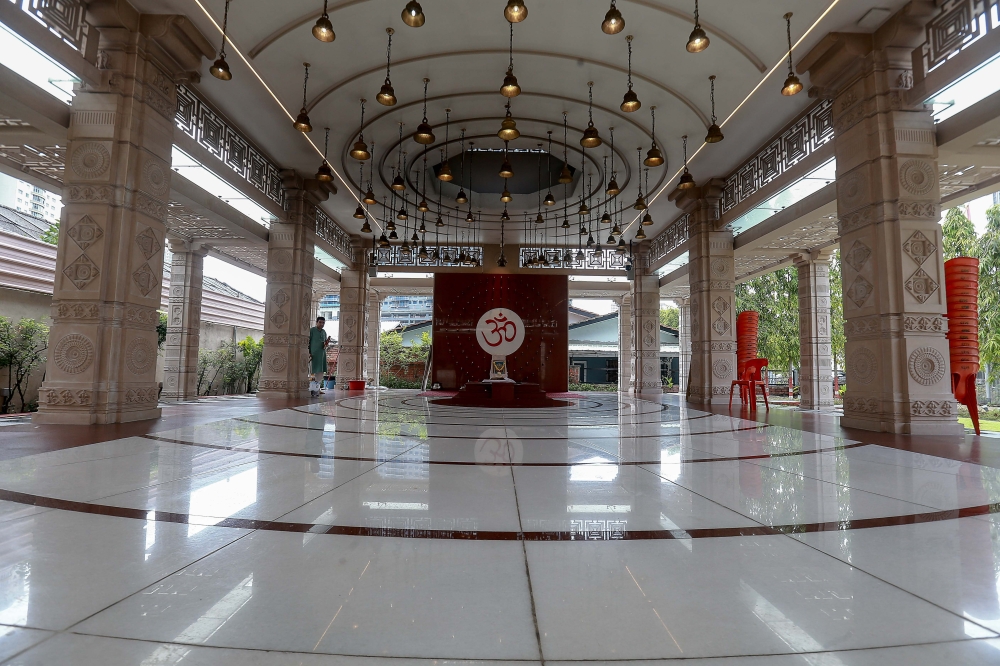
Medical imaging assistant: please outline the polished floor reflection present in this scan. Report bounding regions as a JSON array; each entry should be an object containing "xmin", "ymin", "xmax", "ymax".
[{"xmin": 0, "ymin": 391, "xmax": 999, "ymax": 664}]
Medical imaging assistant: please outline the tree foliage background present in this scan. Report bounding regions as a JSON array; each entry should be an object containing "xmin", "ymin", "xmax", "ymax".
[
  {"xmin": 659, "ymin": 306, "xmax": 679, "ymax": 329},
  {"xmin": 735, "ymin": 267, "xmax": 800, "ymax": 373},
  {"xmin": 379, "ymin": 330, "xmax": 431, "ymax": 388},
  {"xmin": 978, "ymin": 205, "xmax": 1000, "ymax": 382},
  {"xmin": 0, "ymin": 317, "xmax": 49, "ymax": 412}
]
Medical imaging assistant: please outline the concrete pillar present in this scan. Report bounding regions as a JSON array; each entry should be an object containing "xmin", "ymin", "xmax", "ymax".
[
  {"xmin": 366, "ymin": 290, "xmax": 382, "ymax": 385},
  {"xmin": 629, "ymin": 266, "xmax": 662, "ymax": 397},
  {"xmin": 161, "ymin": 240, "xmax": 206, "ymax": 401},
  {"xmin": 677, "ymin": 297, "xmax": 691, "ymax": 394},
  {"xmin": 795, "ymin": 252, "xmax": 835, "ymax": 410},
  {"xmin": 336, "ymin": 256, "xmax": 370, "ymax": 389},
  {"xmin": 35, "ymin": 14, "xmax": 213, "ymax": 423},
  {"xmin": 618, "ymin": 293, "xmax": 632, "ymax": 393},
  {"xmin": 801, "ymin": 7, "xmax": 960, "ymax": 433},
  {"xmin": 259, "ymin": 174, "xmax": 331, "ymax": 399},
  {"xmin": 672, "ymin": 180, "xmax": 735, "ymax": 405}
]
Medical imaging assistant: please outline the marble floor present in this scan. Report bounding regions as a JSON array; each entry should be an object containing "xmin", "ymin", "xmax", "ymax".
[{"xmin": 0, "ymin": 391, "xmax": 999, "ymax": 664}]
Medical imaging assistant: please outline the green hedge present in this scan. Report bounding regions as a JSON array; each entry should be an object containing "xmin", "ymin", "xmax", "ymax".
[{"xmin": 568, "ymin": 383, "xmax": 617, "ymax": 392}]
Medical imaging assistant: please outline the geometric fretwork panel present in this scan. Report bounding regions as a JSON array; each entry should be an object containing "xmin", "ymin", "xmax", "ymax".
[
  {"xmin": 735, "ymin": 254, "xmax": 790, "ymax": 281},
  {"xmin": 19, "ymin": 0, "xmax": 90, "ymax": 52},
  {"xmin": 214, "ymin": 245, "xmax": 268, "ymax": 273},
  {"xmin": 938, "ymin": 163, "xmax": 1000, "ymax": 197},
  {"xmin": 519, "ymin": 246, "xmax": 629, "ymax": 270},
  {"xmin": 722, "ymin": 98, "xmax": 834, "ymax": 214},
  {"xmin": 648, "ymin": 214, "xmax": 690, "ymax": 264},
  {"xmin": 921, "ymin": 0, "xmax": 999, "ymax": 74},
  {"xmin": 373, "ymin": 245, "xmax": 485, "ymax": 268},
  {"xmin": 759, "ymin": 215, "xmax": 840, "ymax": 253},
  {"xmin": 166, "ymin": 201, "xmax": 244, "ymax": 241},
  {"xmin": 175, "ymin": 85, "xmax": 284, "ymax": 207},
  {"xmin": 314, "ymin": 208, "xmax": 353, "ymax": 259},
  {"xmin": 0, "ymin": 144, "xmax": 67, "ymax": 182}
]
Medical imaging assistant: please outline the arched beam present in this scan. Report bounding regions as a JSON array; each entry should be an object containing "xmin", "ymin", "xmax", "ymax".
[
  {"xmin": 247, "ymin": 0, "xmax": 768, "ymax": 74},
  {"xmin": 306, "ymin": 48, "xmax": 711, "ymax": 127}
]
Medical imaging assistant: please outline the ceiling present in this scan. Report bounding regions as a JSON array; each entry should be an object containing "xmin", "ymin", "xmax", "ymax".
[{"xmin": 131, "ymin": 0, "xmax": 910, "ymax": 245}]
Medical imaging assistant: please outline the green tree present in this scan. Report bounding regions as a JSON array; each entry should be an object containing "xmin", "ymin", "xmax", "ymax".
[
  {"xmin": 0, "ymin": 317, "xmax": 49, "ymax": 412},
  {"xmin": 942, "ymin": 207, "xmax": 978, "ymax": 259},
  {"xmin": 156, "ymin": 311, "xmax": 168, "ymax": 349},
  {"xmin": 659, "ymin": 306, "xmax": 679, "ymax": 329},
  {"xmin": 379, "ymin": 330, "xmax": 430, "ymax": 386},
  {"xmin": 829, "ymin": 251, "xmax": 845, "ymax": 377},
  {"xmin": 735, "ymin": 267, "xmax": 800, "ymax": 383},
  {"xmin": 237, "ymin": 336, "xmax": 264, "ymax": 392},
  {"xmin": 40, "ymin": 222, "xmax": 59, "ymax": 245},
  {"xmin": 979, "ymin": 205, "xmax": 1000, "ymax": 383}
]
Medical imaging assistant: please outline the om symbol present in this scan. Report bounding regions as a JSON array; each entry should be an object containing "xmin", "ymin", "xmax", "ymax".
[
  {"xmin": 481, "ymin": 311, "xmax": 518, "ymax": 348},
  {"xmin": 475, "ymin": 308, "xmax": 525, "ymax": 356}
]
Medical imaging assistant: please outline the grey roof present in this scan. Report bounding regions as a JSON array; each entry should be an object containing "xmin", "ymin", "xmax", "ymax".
[
  {"xmin": 0, "ymin": 205, "xmax": 51, "ymax": 241},
  {"xmin": 162, "ymin": 263, "xmax": 263, "ymax": 304}
]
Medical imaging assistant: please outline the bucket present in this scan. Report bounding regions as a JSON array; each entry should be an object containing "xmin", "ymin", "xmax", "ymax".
[{"xmin": 348, "ymin": 380, "xmax": 367, "ymax": 390}]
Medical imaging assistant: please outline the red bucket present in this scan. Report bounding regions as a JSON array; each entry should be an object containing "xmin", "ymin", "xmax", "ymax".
[
  {"xmin": 945, "ymin": 257, "xmax": 980, "ymax": 270},
  {"xmin": 348, "ymin": 380, "xmax": 367, "ymax": 391}
]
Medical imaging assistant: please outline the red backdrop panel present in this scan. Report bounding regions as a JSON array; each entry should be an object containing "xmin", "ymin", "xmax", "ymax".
[{"xmin": 433, "ymin": 273, "xmax": 568, "ymax": 392}]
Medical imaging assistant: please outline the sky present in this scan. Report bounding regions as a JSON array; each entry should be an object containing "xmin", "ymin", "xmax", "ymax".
[
  {"xmin": 957, "ymin": 191, "xmax": 1000, "ymax": 236},
  {"xmin": 203, "ymin": 257, "xmax": 268, "ymax": 302}
]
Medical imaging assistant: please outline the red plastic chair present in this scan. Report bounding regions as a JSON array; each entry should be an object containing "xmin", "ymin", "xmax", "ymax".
[{"xmin": 729, "ymin": 358, "xmax": 770, "ymax": 411}]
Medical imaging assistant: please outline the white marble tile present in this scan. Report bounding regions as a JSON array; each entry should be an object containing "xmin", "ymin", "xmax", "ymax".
[
  {"xmin": 513, "ymin": 465, "xmax": 758, "ymax": 533},
  {"xmin": 545, "ymin": 638, "xmax": 1000, "ymax": 664},
  {"xmin": 0, "ymin": 625, "xmax": 52, "ymax": 663},
  {"xmin": 280, "ymin": 461, "xmax": 521, "ymax": 532},
  {"xmin": 76, "ymin": 532, "xmax": 541, "ymax": 660},
  {"xmin": 749, "ymin": 449, "xmax": 1000, "ymax": 513},
  {"xmin": 3, "ymin": 633, "xmax": 537, "ymax": 665},
  {"xmin": 526, "ymin": 536, "xmax": 978, "ymax": 661},
  {"xmin": 0, "ymin": 510, "xmax": 247, "ymax": 631},
  {"xmin": 98, "ymin": 455, "xmax": 380, "ymax": 523},
  {"xmin": 640, "ymin": 458, "xmax": 937, "ymax": 527},
  {"xmin": 0, "ymin": 501, "xmax": 48, "ymax": 524},
  {"xmin": 0, "ymin": 442, "xmax": 265, "ymax": 504},
  {"xmin": 792, "ymin": 516, "xmax": 1000, "ymax": 635}
]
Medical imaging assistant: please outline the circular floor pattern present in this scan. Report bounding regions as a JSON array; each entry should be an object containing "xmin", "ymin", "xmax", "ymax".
[{"xmin": 0, "ymin": 392, "xmax": 991, "ymax": 543}]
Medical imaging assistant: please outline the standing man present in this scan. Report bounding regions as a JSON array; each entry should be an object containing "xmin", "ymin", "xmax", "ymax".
[{"xmin": 309, "ymin": 316, "xmax": 330, "ymax": 396}]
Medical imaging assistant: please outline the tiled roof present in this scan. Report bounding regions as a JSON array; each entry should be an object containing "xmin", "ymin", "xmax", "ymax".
[{"xmin": 0, "ymin": 205, "xmax": 51, "ymax": 241}]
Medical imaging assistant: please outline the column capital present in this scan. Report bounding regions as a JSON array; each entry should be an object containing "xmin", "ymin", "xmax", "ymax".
[
  {"xmin": 280, "ymin": 170, "xmax": 336, "ymax": 204},
  {"xmin": 791, "ymin": 248, "xmax": 834, "ymax": 266},
  {"xmin": 138, "ymin": 14, "xmax": 215, "ymax": 81},
  {"xmin": 167, "ymin": 238, "xmax": 210, "ymax": 256},
  {"xmin": 798, "ymin": 1, "xmax": 935, "ymax": 96}
]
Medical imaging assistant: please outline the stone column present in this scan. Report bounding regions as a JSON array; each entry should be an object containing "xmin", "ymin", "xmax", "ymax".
[
  {"xmin": 801, "ymin": 5, "xmax": 960, "ymax": 433},
  {"xmin": 35, "ymin": 14, "xmax": 212, "ymax": 424},
  {"xmin": 795, "ymin": 251, "xmax": 835, "ymax": 410},
  {"xmin": 618, "ymin": 293, "xmax": 632, "ymax": 393},
  {"xmin": 677, "ymin": 297, "xmax": 691, "ymax": 395},
  {"xmin": 366, "ymin": 290, "xmax": 382, "ymax": 385},
  {"xmin": 672, "ymin": 180, "xmax": 735, "ymax": 405},
  {"xmin": 258, "ymin": 174, "xmax": 331, "ymax": 399},
  {"xmin": 161, "ymin": 240, "xmax": 206, "ymax": 401},
  {"xmin": 336, "ymin": 256, "xmax": 370, "ymax": 389},
  {"xmin": 629, "ymin": 264, "xmax": 662, "ymax": 397}
]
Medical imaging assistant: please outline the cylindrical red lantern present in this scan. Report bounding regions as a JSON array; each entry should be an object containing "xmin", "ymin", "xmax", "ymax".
[{"xmin": 945, "ymin": 257, "xmax": 981, "ymax": 435}]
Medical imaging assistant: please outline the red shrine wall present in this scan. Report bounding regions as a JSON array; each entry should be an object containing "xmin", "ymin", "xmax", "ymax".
[{"xmin": 432, "ymin": 274, "xmax": 568, "ymax": 392}]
